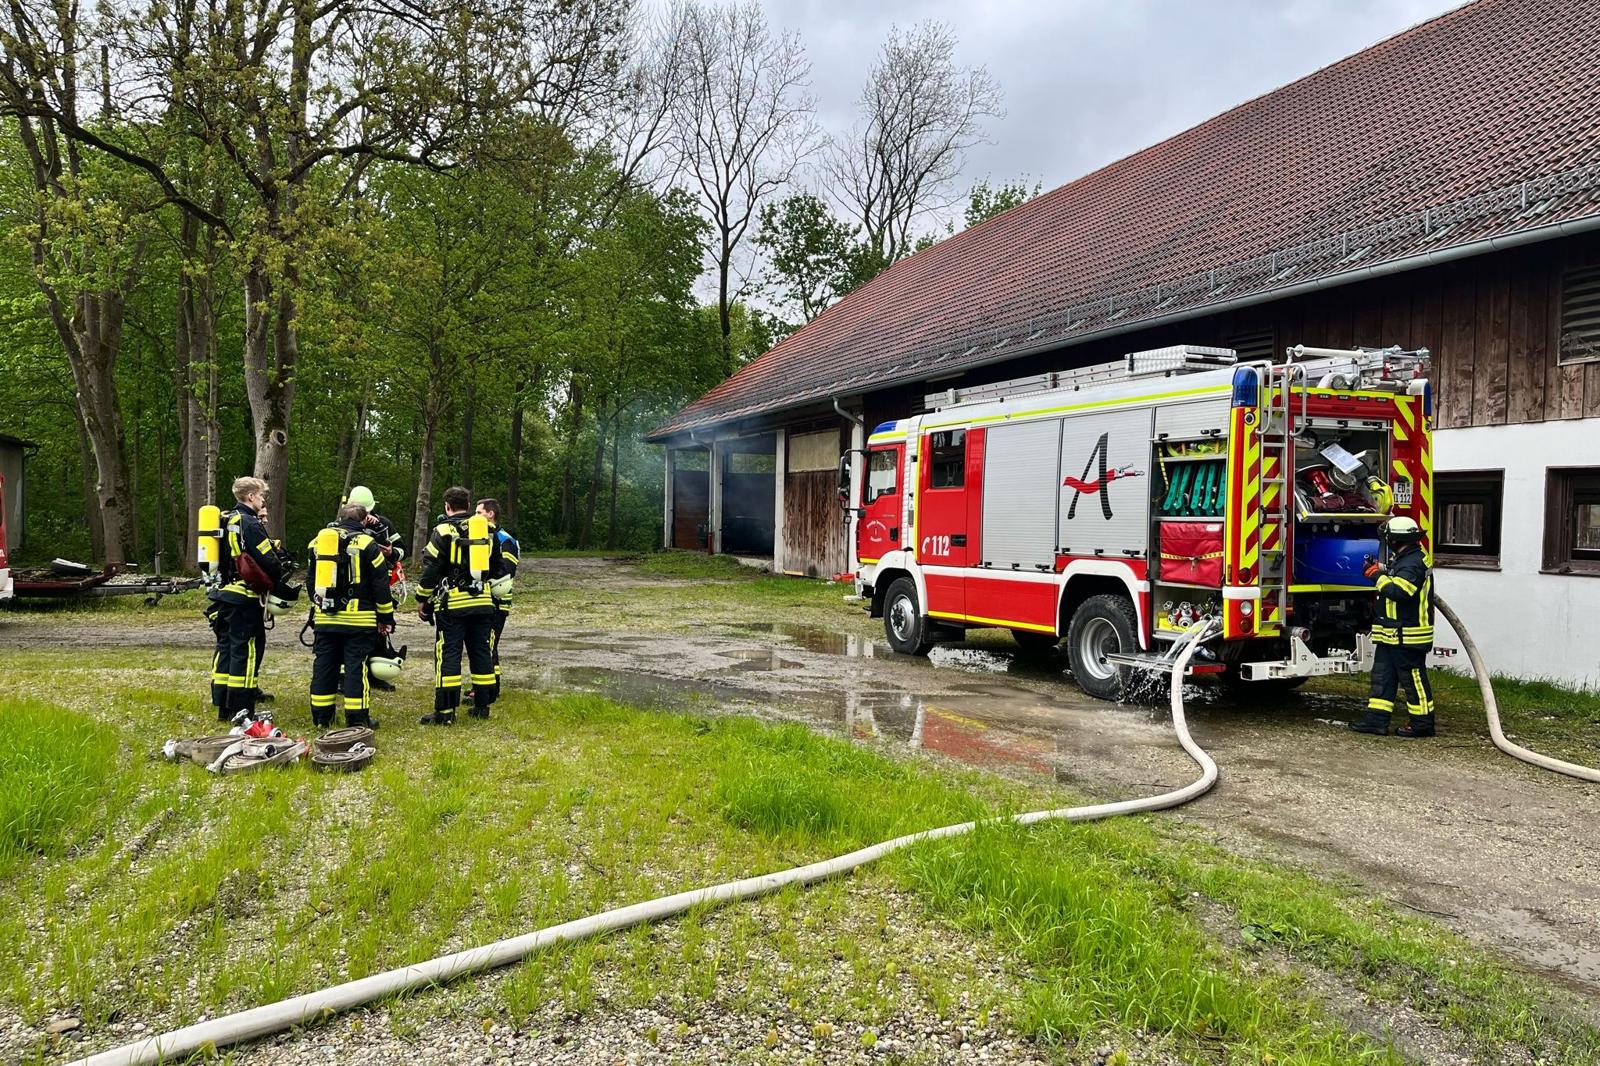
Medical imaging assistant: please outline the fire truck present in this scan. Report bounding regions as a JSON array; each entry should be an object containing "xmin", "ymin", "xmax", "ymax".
[
  {"xmin": 0, "ymin": 471, "xmax": 11, "ymax": 600},
  {"xmin": 845, "ymin": 344, "xmax": 1434, "ymax": 699}
]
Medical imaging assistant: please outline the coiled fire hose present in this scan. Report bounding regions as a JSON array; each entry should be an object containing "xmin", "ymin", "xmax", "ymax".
[
  {"xmin": 72, "ymin": 624, "xmax": 1221, "ymax": 1066},
  {"xmin": 1434, "ymin": 593, "xmax": 1600, "ymax": 783}
]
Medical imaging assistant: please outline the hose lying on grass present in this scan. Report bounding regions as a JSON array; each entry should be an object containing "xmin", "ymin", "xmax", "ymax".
[
  {"xmin": 1434, "ymin": 593, "xmax": 1600, "ymax": 784},
  {"xmin": 70, "ymin": 624, "xmax": 1222, "ymax": 1066}
]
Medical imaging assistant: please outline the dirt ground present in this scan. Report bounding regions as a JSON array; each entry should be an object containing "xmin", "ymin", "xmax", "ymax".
[
  {"xmin": 505, "ymin": 559, "xmax": 1600, "ymax": 1010},
  {"xmin": 7, "ymin": 556, "xmax": 1599, "ymax": 1012}
]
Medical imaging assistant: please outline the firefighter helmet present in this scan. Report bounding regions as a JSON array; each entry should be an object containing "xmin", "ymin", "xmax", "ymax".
[
  {"xmin": 264, "ymin": 591, "xmax": 296, "ymax": 618},
  {"xmin": 489, "ymin": 574, "xmax": 515, "ymax": 601},
  {"xmin": 347, "ymin": 485, "xmax": 377, "ymax": 510},
  {"xmin": 1382, "ymin": 515, "xmax": 1424, "ymax": 549},
  {"xmin": 369, "ymin": 654, "xmax": 404, "ymax": 684}
]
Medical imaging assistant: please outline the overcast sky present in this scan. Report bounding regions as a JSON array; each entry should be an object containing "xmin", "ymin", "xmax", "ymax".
[{"xmin": 767, "ymin": 0, "xmax": 1465, "ymax": 213}]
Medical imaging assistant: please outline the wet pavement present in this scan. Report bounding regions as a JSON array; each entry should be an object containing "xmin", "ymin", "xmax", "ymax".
[{"xmin": 498, "ymin": 572, "xmax": 1600, "ymax": 1008}]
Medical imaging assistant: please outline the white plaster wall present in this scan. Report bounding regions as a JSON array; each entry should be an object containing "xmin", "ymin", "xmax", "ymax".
[{"xmin": 1431, "ymin": 418, "xmax": 1600, "ymax": 689}]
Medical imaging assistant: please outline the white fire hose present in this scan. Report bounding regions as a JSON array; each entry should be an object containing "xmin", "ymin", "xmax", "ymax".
[
  {"xmin": 71, "ymin": 623, "xmax": 1222, "ymax": 1066},
  {"xmin": 69, "ymin": 603, "xmax": 1599, "ymax": 1066},
  {"xmin": 1434, "ymin": 593, "xmax": 1600, "ymax": 783}
]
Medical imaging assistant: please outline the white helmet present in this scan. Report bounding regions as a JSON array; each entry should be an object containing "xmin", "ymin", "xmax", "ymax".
[
  {"xmin": 369, "ymin": 654, "xmax": 404, "ymax": 683},
  {"xmin": 264, "ymin": 592, "xmax": 296, "ymax": 618},
  {"xmin": 489, "ymin": 574, "xmax": 515, "ymax": 602}
]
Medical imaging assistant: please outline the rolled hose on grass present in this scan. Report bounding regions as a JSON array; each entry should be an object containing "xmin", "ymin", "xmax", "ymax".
[
  {"xmin": 1433, "ymin": 593, "xmax": 1600, "ymax": 784},
  {"xmin": 71, "ymin": 624, "xmax": 1222, "ymax": 1066}
]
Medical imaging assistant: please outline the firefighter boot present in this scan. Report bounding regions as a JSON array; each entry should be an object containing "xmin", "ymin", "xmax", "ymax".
[
  {"xmin": 418, "ymin": 710, "xmax": 456, "ymax": 726},
  {"xmin": 217, "ymin": 704, "xmax": 234, "ymax": 723},
  {"xmin": 1396, "ymin": 713, "xmax": 1435, "ymax": 738},
  {"xmin": 312, "ymin": 708, "xmax": 334, "ymax": 730},
  {"xmin": 345, "ymin": 709, "xmax": 380, "ymax": 731},
  {"xmin": 468, "ymin": 705, "xmax": 490, "ymax": 719},
  {"xmin": 1348, "ymin": 710, "xmax": 1391, "ymax": 735}
]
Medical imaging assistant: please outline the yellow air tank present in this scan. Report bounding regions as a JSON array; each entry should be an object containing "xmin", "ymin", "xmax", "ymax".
[
  {"xmin": 197, "ymin": 505, "xmax": 221, "ymax": 574},
  {"xmin": 468, "ymin": 514, "xmax": 490, "ymax": 580},
  {"xmin": 314, "ymin": 527, "xmax": 341, "ymax": 604}
]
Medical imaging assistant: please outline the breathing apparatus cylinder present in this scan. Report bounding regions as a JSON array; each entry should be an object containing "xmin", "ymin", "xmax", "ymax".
[
  {"xmin": 313, "ymin": 527, "xmax": 341, "ymax": 609},
  {"xmin": 197, "ymin": 505, "xmax": 222, "ymax": 580},
  {"xmin": 467, "ymin": 514, "xmax": 490, "ymax": 583}
]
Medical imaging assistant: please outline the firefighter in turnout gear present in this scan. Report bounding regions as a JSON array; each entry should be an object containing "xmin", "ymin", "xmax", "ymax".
[
  {"xmin": 1351, "ymin": 516, "xmax": 1436, "ymax": 737},
  {"xmin": 473, "ymin": 498, "xmax": 518, "ymax": 693},
  {"xmin": 204, "ymin": 477, "xmax": 284, "ymax": 723},
  {"xmin": 417, "ymin": 486, "xmax": 506, "ymax": 724},
  {"xmin": 305, "ymin": 504, "xmax": 395, "ymax": 729},
  {"xmin": 343, "ymin": 485, "xmax": 407, "ymax": 690}
]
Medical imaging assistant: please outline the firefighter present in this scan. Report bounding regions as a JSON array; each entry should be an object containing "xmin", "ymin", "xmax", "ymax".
[
  {"xmin": 1351, "ymin": 516, "xmax": 1436, "ymax": 738},
  {"xmin": 416, "ymin": 486, "xmax": 506, "ymax": 724},
  {"xmin": 207, "ymin": 477, "xmax": 284, "ymax": 723},
  {"xmin": 472, "ymin": 498, "xmax": 519, "ymax": 692},
  {"xmin": 344, "ymin": 485, "xmax": 407, "ymax": 690},
  {"xmin": 305, "ymin": 503, "xmax": 395, "ymax": 729}
]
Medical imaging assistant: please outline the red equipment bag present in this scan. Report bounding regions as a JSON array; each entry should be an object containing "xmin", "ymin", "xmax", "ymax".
[{"xmin": 1159, "ymin": 522, "xmax": 1225, "ymax": 586}]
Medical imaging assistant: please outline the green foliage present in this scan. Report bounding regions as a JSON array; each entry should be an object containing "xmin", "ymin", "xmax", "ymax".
[
  {"xmin": 964, "ymin": 177, "xmax": 1041, "ymax": 228},
  {"xmin": 754, "ymin": 193, "xmax": 883, "ymax": 336}
]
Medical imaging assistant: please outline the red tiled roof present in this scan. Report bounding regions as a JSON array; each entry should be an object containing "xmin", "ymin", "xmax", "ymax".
[{"xmin": 650, "ymin": 0, "xmax": 1600, "ymax": 441}]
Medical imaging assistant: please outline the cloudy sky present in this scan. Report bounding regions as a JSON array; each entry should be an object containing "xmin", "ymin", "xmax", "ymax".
[{"xmin": 767, "ymin": 0, "xmax": 1464, "ymax": 209}]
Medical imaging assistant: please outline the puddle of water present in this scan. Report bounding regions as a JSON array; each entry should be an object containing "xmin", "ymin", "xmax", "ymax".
[{"xmin": 717, "ymin": 649, "xmax": 806, "ymax": 671}]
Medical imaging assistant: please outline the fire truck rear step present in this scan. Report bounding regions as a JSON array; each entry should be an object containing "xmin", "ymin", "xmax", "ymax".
[{"xmin": 1103, "ymin": 650, "xmax": 1228, "ymax": 677}]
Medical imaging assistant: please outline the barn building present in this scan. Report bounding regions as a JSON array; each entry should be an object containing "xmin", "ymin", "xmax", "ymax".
[{"xmin": 647, "ymin": 0, "xmax": 1600, "ymax": 688}]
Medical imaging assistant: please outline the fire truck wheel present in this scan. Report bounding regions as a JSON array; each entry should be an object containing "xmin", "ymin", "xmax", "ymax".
[
  {"xmin": 883, "ymin": 577, "xmax": 935, "ymax": 656},
  {"xmin": 1066, "ymin": 594, "xmax": 1137, "ymax": 700}
]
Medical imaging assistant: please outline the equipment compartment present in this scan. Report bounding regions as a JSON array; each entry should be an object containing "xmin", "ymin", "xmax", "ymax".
[{"xmin": 1158, "ymin": 520, "xmax": 1224, "ymax": 586}]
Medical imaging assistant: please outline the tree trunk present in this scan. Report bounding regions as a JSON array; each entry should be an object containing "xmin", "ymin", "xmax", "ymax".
[
  {"xmin": 72, "ymin": 403, "xmax": 105, "ymax": 560},
  {"xmin": 341, "ymin": 386, "xmax": 369, "ymax": 496},
  {"xmin": 607, "ymin": 404, "xmax": 622, "ymax": 550},
  {"xmin": 558, "ymin": 380, "xmax": 584, "ymax": 540},
  {"xmin": 717, "ymin": 244, "xmax": 734, "ymax": 376},
  {"xmin": 68, "ymin": 295, "xmax": 138, "ymax": 565},
  {"xmin": 243, "ymin": 265, "xmax": 297, "ymax": 540},
  {"xmin": 411, "ymin": 411, "xmax": 441, "ymax": 560},
  {"xmin": 507, "ymin": 397, "xmax": 524, "ymax": 533},
  {"xmin": 579, "ymin": 397, "xmax": 606, "ymax": 549},
  {"xmin": 459, "ymin": 398, "xmax": 474, "ymax": 490}
]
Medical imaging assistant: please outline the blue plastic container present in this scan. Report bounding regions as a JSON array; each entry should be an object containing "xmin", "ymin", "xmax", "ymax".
[{"xmin": 1294, "ymin": 529, "xmax": 1380, "ymax": 587}]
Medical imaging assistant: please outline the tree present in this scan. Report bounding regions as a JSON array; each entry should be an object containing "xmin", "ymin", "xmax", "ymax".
[
  {"xmin": 965, "ymin": 177, "xmax": 1040, "ymax": 228},
  {"xmin": 666, "ymin": 0, "xmax": 816, "ymax": 376},
  {"xmin": 754, "ymin": 192, "xmax": 877, "ymax": 335},
  {"xmin": 826, "ymin": 21, "xmax": 1003, "ymax": 265}
]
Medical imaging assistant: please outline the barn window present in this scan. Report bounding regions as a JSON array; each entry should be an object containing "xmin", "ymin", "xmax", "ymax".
[
  {"xmin": 929, "ymin": 430, "xmax": 965, "ymax": 488},
  {"xmin": 1543, "ymin": 468, "xmax": 1600, "ymax": 576},
  {"xmin": 1434, "ymin": 471, "xmax": 1502, "ymax": 568},
  {"xmin": 1559, "ymin": 265, "xmax": 1600, "ymax": 364}
]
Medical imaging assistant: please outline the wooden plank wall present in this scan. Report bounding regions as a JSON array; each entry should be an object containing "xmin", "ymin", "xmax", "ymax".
[
  {"xmin": 782, "ymin": 425, "xmax": 846, "ymax": 578},
  {"xmin": 1210, "ymin": 231, "xmax": 1600, "ymax": 430},
  {"xmin": 782, "ymin": 472, "xmax": 845, "ymax": 577},
  {"xmin": 671, "ymin": 467, "xmax": 708, "ymax": 550},
  {"xmin": 915, "ymin": 230, "xmax": 1600, "ymax": 433}
]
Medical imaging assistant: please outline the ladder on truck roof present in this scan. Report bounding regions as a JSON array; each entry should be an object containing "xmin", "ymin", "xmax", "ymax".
[{"xmin": 925, "ymin": 345, "xmax": 1238, "ymax": 411}]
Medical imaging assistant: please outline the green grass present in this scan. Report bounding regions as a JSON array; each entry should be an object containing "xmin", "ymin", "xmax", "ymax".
[
  {"xmin": 3, "ymin": 561, "xmax": 1599, "ymax": 1064},
  {"xmin": 0, "ymin": 702, "xmax": 121, "ymax": 872}
]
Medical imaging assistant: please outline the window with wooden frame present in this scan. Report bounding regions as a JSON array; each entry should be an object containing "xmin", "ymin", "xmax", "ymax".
[
  {"xmin": 1434, "ymin": 471, "xmax": 1503, "ymax": 568},
  {"xmin": 1543, "ymin": 468, "xmax": 1600, "ymax": 576},
  {"xmin": 928, "ymin": 430, "xmax": 966, "ymax": 489},
  {"xmin": 1559, "ymin": 265, "xmax": 1600, "ymax": 365}
]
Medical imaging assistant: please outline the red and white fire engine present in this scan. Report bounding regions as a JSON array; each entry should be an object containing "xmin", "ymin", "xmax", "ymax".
[{"xmin": 846, "ymin": 344, "xmax": 1434, "ymax": 699}]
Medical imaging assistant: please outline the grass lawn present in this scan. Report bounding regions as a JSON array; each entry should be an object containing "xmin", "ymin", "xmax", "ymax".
[{"xmin": 1, "ymin": 554, "xmax": 1598, "ymax": 1063}]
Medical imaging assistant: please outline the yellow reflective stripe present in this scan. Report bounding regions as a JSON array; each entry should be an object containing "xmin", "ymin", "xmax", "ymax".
[
  {"xmin": 929, "ymin": 610, "xmax": 1055, "ymax": 633},
  {"xmin": 921, "ymin": 384, "xmax": 1229, "ymax": 430},
  {"xmin": 311, "ymin": 694, "xmax": 337, "ymax": 707},
  {"xmin": 1388, "ymin": 575, "xmax": 1418, "ymax": 596},
  {"xmin": 470, "ymin": 673, "xmax": 496, "ymax": 684},
  {"xmin": 256, "ymin": 537, "xmax": 274, "ymax": 554},
  {"xmin": 425, "ymin": 542, "xmax": 440, "ymax": 557},
  {"xmin": 1368, "ymin": 698, "xmax": 1394, "ymax": 711}
]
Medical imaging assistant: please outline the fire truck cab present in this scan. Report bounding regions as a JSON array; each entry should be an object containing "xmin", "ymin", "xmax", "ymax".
[{"xmin": 845, "ymin": 344, "xmax": 1434, "ymax": 700}]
